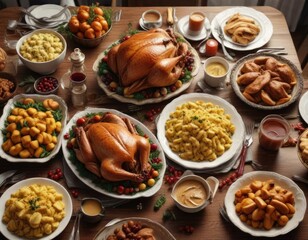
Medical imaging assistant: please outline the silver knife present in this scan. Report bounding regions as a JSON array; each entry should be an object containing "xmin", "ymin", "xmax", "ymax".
[{"xmin": 0, "ymin": 170, "xmax": 17, "ymax": 188}]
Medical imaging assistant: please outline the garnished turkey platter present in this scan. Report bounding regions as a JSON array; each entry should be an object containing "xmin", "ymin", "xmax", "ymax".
[
  {"xmin": 62, "ymin": 108, "xmax": 166, "ymax": 199},
  {"xmin": 93, "ymin": 28, "xmax": 200, "ymax": 105}
]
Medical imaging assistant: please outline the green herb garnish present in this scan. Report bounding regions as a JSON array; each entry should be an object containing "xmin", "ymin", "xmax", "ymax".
[
  {"xmin": 154, "ymin": 195, "xmax": 166, "ymax": 211},
  {"xmin": 29, "ymin": 197, "xmax": 40, "ymax": 210}
]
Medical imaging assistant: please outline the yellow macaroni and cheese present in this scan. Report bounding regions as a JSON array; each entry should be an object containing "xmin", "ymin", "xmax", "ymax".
[
  {"xmin": 2, "ymin": 183, "xmax": 65, "ymax": 238},
  {"xmin": 165, "ymin": 101, "xmax": 235, "ymax": 161},
  {"xmin": 20, "ymin": 33, "xmax": 64, "ymax": 62}
]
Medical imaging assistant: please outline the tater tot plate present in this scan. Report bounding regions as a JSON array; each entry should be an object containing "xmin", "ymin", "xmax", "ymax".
[
  {"xmin": 224, "ymin": 171, "xmax": 306, "ymax": 237},
  {"xmin": 156, "ymin": 93, "xmax": 245, "ymax": 171},
  {"xmin": 0, "ymin": 177, "xmax": 73, "ymax": 240},
  {"xmin": 0, "ymin": 94, "xmax": 67, "ymax": 163}
]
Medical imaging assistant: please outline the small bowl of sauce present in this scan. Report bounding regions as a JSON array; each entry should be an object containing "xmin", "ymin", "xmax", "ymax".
[
  {"xmin": 81, "ymin": 197, "xmax": 105, "ymax": 223},
  {"xmin": 142, "ymin": 10, "xmax": 162, "ymax": 29},
  {"xmin": 171, "ymin": 172, "xmax": 219, "ymax": 213},
  {"xmin": 203, "ymin": 56, "xmax": 229, "ymax": 89},
  {"xmin": 258, "ymin": 114, "xmax": 290, "ymax": 151}
]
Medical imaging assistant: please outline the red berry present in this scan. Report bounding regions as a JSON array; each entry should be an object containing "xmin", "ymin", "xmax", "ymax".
[
  {"xmin": 124, "ymin": 188, "xmax": 130, "ymax": 195},
  {"xmin": 71, "ymin": 190, "xmax": 79, "ymax": 198},
  {"xmin": 150, "ymin": 143, "xmax": 158, "ymax": 151},
  {"xmin": 56, "ymin": 168, "xmax": 62, "ymax": 173},
  {"xmin": 117, "ymin": 185, "xmax": 125, "ymax": 194}
]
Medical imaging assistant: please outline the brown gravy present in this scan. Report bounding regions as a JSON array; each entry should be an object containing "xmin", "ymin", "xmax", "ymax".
[{"xmin": 144, "ymin": 12, "xmax": 160, "ymax": 22}]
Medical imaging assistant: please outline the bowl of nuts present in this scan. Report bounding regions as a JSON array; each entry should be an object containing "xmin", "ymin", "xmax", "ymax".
[
  {"xmin": 297, "ymin": 128, "xmax": 308, "ymax": 169},
  {"xmin": 0, "ymin": 72, "xmax": 17, "ymax": 104},
  {"xmin": 34, "ymin": 76, "xmax": 59, "ymax": 95}
]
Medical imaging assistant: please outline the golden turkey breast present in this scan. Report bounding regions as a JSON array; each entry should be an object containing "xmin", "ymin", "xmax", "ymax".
[{"xmin": 107, "ymin": 28, "xmax": 189, "ymax": 95}]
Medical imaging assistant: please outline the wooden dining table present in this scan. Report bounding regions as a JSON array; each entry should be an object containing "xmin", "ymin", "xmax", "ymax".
[{"xmin": 0, "ymin": 5, "xmax": 307, "ymax": 240}]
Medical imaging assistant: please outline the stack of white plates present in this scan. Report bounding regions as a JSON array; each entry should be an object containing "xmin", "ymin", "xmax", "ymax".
[
  {"xmin": 156, "ymin": 93, "xmax": 245, "ymax": 174},
  {"xmin": 25, "ymin": 4, "xmax": 71, "ymax": 29}
]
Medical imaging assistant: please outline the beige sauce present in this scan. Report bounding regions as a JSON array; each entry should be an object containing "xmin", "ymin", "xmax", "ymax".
[
  {"xmin": 206, "ymin": 62, "xmax": 227, "ymax": 77},
  {"xmin": 174, "ymin": 180, "xmax": 207, "ymax": 207},
  {"xmin": 144, "ymin": 12, "xmax": 160, "ymax": 22},
  {"xmin": 82, "ymin": 199, "xmax": 102, "ymax": 216}
]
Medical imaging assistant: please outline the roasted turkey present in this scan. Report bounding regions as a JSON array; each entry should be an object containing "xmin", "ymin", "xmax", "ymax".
[
  {"xmin": 74, "ymin": 113, "xmax": 151, "ymax": 182},
  {"xmin": 107, "ymin": 28, "xmax": 189, "ymax": 95}
]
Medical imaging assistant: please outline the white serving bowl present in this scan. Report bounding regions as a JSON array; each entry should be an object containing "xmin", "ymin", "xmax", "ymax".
[{"xmin": 16, "ymin": 29, "xmax": 67, "ymax": 74}]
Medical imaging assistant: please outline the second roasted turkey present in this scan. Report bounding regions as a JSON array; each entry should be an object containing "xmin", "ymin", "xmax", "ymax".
[{"xmin": 107, "ymin": 28, "xmax": 189, "ymax": 95}]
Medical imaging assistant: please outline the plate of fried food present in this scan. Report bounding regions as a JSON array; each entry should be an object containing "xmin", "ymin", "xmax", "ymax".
[
  {"xmin": 93, "ymin": 28, "xmax": 200, "ymax": 105},
  {"xmin": 93, "ymin": 217, "xmax": 176, "ymax": 240},
  {"xmin": 230, "ymin": 53, "xmax": 303, "ymax": 110},
  {"xmin": 62, "ymin": 108, "xmax": 166, "ymax": 199},
  {"xmin": 156, "ymin": 93, "xmax": 245, "ymax": 171},
  {"xmin": 0, "ymin": 177, "xmax": 73, "ymax": 240},
  {"xmin": 225, "ymin": 171, "xmax": 306, "ymax": 237},
  {"xmin": 0, "ymin": 94, "xmax": 67, "ymax": 162},
  {"xmin": 211, "ymin": 7, "xmax": 273, "ymax": 51}
]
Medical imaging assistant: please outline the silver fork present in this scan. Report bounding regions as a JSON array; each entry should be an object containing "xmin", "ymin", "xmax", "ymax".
[
  {"xmin": 237, "ymin": 121, "xmax": 254, "ymax": 177},
  {"xmin": 215, "ymin": 24, "xmax": 235, "ymax": 62}
]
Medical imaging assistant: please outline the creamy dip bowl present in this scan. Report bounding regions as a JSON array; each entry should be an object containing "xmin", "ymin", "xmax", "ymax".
[{"xmin": 171, "ymin": 172, "xmax": 219, "ymax": 213}]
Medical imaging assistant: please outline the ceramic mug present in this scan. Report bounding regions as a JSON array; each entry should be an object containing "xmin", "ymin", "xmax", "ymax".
[
  {"xmin": 171, "ymin": 171, "xmax": 219, "ymax": 213},
  {"xmin": 203, "ymin": 56, "xmax": 230, "ymax": 89},
  {"xmin": 188, "ymin": 12, "xmax": 205, "ymax": 36}
]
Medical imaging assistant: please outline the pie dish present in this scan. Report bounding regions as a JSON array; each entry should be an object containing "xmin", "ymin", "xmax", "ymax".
[
  {"xmin": 62, "ymin": 108, "xmax": 166, "ymax": 199},
  {"xmin": 225, "ymin": 171, "xmax": 306, "ymax": 237},
  {"xmin": 230, "ymin": 53, "xmax": 303, "ymax": 110},
  {"xmin": 156, "ymin": 93, "xmax": 245, "ymax": 171}
]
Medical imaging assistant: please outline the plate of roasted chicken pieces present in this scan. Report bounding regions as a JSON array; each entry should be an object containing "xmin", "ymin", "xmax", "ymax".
[
  {"xmin": 93, "ymin": 217, "xmax": 176, "ymax": 240},
  {"xmin": 230, "ymin": 53, "xmax": 303, "ymax": 110},
  {"xmin": 93, "ymin": 28, "xmax": 200, "ymax": 105},
  {"xmin": 225, "ymin": 171, "xmax": 306, "ymax": 237},
  {"xmin": 62, "ymin": 108, "xmax": 166, "ymax": 199}
]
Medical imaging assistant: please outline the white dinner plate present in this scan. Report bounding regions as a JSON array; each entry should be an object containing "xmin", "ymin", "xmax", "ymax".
[
  {"xmin": 25, "ymin": 4, "xmax": 71, "ymax": 28},
  {"xmin": 211, "ymin": 7, "xmax": 273, "ymax": 51},
  {"xmin": 156, "ymin": 93, "xmax": 245, "ymax": 171},
  {"xmin": 0, "ymin": 94, "xmax": 68, "ymax": 163},
  {"xmin": 0, "ymin": 177, "xmax": 73, "ymax": 240},
  {"xmin": 177, "ymin": 15, "xmax": 211, "ymax": 41},
  {"xmin": 92, "ymin": 35, "xmax": 200, "ymax": 105},
  {"xmin": 62, "ymin": 108, "xmax": 166, "ymax": 199},
  {"xmin": 299, "ymin": 91, "xmax": 308, "ymax": 124},
  {"xmin": 225, "ymin": 171, "xmax": 306, "ymax": 237},
  {"xmin": 93, "ymin": 217, "xmax": 176, "ymax": 240}
]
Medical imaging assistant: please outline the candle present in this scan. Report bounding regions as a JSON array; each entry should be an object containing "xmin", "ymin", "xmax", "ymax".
[
  {"xmin": 205, "ymin": 39, "xmax": 218, "ymax": 57},
  {"xmin": 188, "ymin": 12, "xmax": 205, "ymax": 35},
  {"xmin": 258, "ymin": 115, "xmax": 290, "ymax": 151}
]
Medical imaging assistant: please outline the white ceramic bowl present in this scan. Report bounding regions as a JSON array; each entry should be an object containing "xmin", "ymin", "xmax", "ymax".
[
  {"xmin": 171, "ymin": 172, "xmax": 219, "ymax": 213},
  {"xmin": 203, "ymin": 56, "xmax": 230, "ymax": 88},
  {"xmin": 16, "ymin": 29, "xmax": 67, "ymax": 74},
  {"xmin": 0, "ymin": 177, "xmax": 73, "ymax": 240},
  {"xmin": 225, "ymin": 171, "xmax": 306, "ymax": 237}
]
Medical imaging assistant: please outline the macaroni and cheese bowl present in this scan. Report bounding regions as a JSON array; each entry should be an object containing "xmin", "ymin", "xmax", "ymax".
[{"xmin": 16, "ymin": 29, "xmax": 67, "ymax": 75}]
